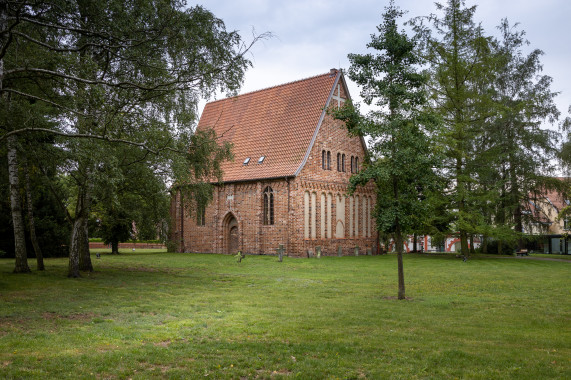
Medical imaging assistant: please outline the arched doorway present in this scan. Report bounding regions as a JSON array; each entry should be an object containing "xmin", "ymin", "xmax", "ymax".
[{"xmin": 223, "ymin": 213, "xmax": 239, "ymax": 254}]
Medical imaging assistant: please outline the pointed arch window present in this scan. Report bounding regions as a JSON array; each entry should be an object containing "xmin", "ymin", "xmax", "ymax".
[
  {"xmin": 337, "ymin": 153, "xmax": 341, "ymax": 171},
  {"xmin": 351, "ymin": 156, "xmax": 355, "ymax": 173},
  {"xmin": 197, "ymin": 204, "xmax": 206, "ymax": 226},
  {"xmin": 263, "ymin": 186, "xmax": 274, "ymax": 225},
  {"xmin": 327, "ymin": 151, "xmax": 331, "ymax": 170},
  {"xmin": 342, "ymin": 154, "xmax": 346, "ymax": 172}
]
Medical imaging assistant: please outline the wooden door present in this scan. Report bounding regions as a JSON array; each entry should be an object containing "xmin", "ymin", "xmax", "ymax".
[{"xmin": 229, "ymin": 226, "xmax": 239, "ymax": 254}]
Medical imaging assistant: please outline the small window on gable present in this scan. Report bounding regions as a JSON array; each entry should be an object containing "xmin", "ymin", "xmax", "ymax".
[
  {"xmin": 342, "ymin": 154, "xmax": 346, "ymax": 172},
  {"xmin": 337, "ymin": 153, "xmax": 341, "ymax": 172},
  {"xmin": 322, "ymin": 150, "xmax": 332, "ymax": 170},
  {"xmin": 258, "ymin": 156, "xmax": 265, "ymax": 164},
  {"xmin": 243, "ymin": 157, "xmax": 250, "ymax": 165}
]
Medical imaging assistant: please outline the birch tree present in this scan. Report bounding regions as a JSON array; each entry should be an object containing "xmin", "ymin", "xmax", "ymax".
[{"xmin": 0, "ymin": 0, "xmax": 260, "ymax": 276}]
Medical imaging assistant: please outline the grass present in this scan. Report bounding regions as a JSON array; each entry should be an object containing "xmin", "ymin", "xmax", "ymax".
[{"xmin": 0, "ymin": 251, "xmax": 569, "ymax": 379}]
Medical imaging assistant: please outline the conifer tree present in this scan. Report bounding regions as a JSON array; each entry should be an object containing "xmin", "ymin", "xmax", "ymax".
[
  {"xmin": 411, "ymin": 0, "xmax": 495, "ymax": 255},
  {"xmin": 483, "ymin": 20, "xmax": 560, "ymax": 250}
]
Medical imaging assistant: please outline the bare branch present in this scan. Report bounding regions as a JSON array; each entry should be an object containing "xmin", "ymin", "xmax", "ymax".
[
  {"xmin": 0, "ymin": 127, "xmax": 185, "ymax": 154},
  {"xmin": 2, "ymin": 88, "xmax": 89, "ymax": 117}
]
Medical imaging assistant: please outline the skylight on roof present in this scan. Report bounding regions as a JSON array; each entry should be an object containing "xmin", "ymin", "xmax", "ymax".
[
  {"xmin": 258, "ymin": 156, "xmax": 265, "ymax": 164},
  {"xmin": 243, "ymin": 157, "xmax": 250, "ymax": 165}
]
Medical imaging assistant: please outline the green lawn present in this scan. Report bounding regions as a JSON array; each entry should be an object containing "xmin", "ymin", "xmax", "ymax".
[{"xmin": 1, "ymin": 251, "xmax": 569, "ymax": 379}]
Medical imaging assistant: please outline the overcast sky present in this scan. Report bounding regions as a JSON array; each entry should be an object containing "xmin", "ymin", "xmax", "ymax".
[{"xmin": 197, "ymin": 0, "xmax": 570, "ymax": 129}]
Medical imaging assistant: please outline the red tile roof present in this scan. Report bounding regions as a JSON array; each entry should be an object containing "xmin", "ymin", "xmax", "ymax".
[{"xmin": 197, "ymin": 70, "xmax": 341, "ymax": 182}]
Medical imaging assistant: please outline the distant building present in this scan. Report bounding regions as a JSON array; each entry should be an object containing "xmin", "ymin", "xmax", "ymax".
[
  {"xmin": 526, "ymin": 180, "xmax": 571, "ymax": 254},
  {"xmin": 170, "ymin": 70, "xmax": 377, "ymax": 256}
]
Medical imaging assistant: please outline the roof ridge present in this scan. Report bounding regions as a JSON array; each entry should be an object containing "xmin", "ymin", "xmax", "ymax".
[{"xmin": 204, "ymin": 70, "xmax": 339, "ymax": 105}]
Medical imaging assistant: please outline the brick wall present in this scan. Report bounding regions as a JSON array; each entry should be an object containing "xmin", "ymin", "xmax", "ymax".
[{"xmin": 290, "ymin": 105, "xmax": 377, "ymax": 257}]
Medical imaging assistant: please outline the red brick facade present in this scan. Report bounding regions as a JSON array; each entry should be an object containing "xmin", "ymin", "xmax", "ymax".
[{"xmin": 171, "ymin": 70, "xmax": 377, "ymax": 257}]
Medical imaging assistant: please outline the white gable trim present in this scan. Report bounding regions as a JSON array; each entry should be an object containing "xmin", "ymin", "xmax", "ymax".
[
  {"xmin": 294, "ymin": 70, "xmax": 368, "ymax": 177},
  {"xmin": 294, "ymin": 71, "xmax": 342, "ymax": 176}
]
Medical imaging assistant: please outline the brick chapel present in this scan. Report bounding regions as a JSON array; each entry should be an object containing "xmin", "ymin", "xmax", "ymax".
[{"xmin": 170, "ymin": 69, "xmax": 377, "ymax": 257}]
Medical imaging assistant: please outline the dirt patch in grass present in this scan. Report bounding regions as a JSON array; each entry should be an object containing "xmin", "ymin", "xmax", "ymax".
[
  {"xmin": 255, "ymin": 368, "xmax": 292, "ymax": 378},
  {"xmin": 0, "ymin": 312, "xmax": 97, "ymax": 334},
  {"xmin": 153, "ymin": 340, "xmax": 171, "ymax": 347},
  {"xmin": 382, "ymin": 296, "xmax": 414, "ymax": 301},
  {"xmin": 97, "ymin": 265, "xmax": 184, "ymax": 274},
  {"xmin": 42, "ymin": 311, "xmax": 96, "ymax": 321},
  {"xmin": 0, "ymin": 316, "xmax": 25, "ymax": 333}
]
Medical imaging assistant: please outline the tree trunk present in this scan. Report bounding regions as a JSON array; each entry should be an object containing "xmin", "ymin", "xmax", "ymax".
[
  {"xmin": 482, "ymin": 235, "xmax": 488, "ymax": 254},
  {"xmin": 412, "ymin": 233, "xmax": 417, "ymax": 253},
  {"xmin": 3, "ymin": 2, "xmax": 28, "ymax": 273},
  {"xmin": 69, "ymin": 217, "xmax": 82, "ymax": 277},
  {"xmin": 509, "ymin": 153, "xmax": 524, "ymax": 251},
  {"xmin": 7, "ymin": 135, "xmax": 30, "ymax": 273},
  {"xmin": 68, "ymin": 177, "xmax": 93, "ymax": 276},
  {"xmin": 79, "ymin": 216, "xmax": 93, "ymax": 271},
  {"xmin": 469, "ymin": 234, "xmax": 475, "ymax": 255},
  {"xmin": 455, "ymin": 154, "xmax": 470, "ymax": 256},
  {"xmin": 393, "ymin": 170, "xmax": 405, "ymax": 300},
  {"xmin": 513, "ymin": 202, "xmax": 524, "ymax": 251},
  {"xmin": 396, "ymin": 225, "xmax": 405, "ymax": 300},
  {"xmin": 460, "ymin": 230, "xmax": 469, "ymax": 256},
  {"xmin": 111, "ymin": 240, "xmax": 119, "ymax": 255},
  {"xmin": 25, "ymin": 162, "xmax": 44, "ymax": 270}
]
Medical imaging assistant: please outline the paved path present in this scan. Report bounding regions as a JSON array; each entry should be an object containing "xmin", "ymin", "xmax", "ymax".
[{"xmin": 513, "ymin": 256, "xmax": 571, "ymax": 263}]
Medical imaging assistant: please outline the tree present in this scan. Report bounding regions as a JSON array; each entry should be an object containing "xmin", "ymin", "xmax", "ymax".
[
  {"xmin": 24, "ymin": 158, "xmax": 44, "ymax": 270},
  {"xmin": 91, "ymin": 141, "xmax": 172, "ymax": 254},
  {"xmin": 100, "ymin": 208, "xmax": 132, "ymax": 255},
  {"xmin": 411, "ymin": 0, "xmax": 496, "ymax": 255},
  {"xmin": 1, "ymin": 1, "xmax": 260, "ymax": 276},
  {"xmin": 332, "ymin": 1, "xmax": 440, "ymax": 300},
  {"xmin": 482, "ymin": 19, "xmax": 560, "ymax": 250}
]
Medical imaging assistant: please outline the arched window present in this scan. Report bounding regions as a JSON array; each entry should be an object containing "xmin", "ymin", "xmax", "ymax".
[
  {"xmin": 304, "ymin": 191, "xmax": 310, "ymax": 238},
  {"xmin": 311, "ymin": 192, "xmax": 317, "ymax": 239},
  {"xmin": 342, "ymin": 154, "xmax": 346, "ymax": 172},
  {"xmin": 336, "ymin": 194, "xmax": 345, "ymax": 238},
  {"xmin": 320, "ymin": 193, "xmax": 326, "ymax": 238},
  {"xmin": 355, "ymin": 157, "xmax": 359, "ymax": 173},
  {"xmin": 263, "ymin": 186, "xmax": 274, "ymax": 225},
  {"xmin": 322, "ymin": 150, "xmax": 327, "ymax": 170},
  {"xmin": 337, "ymin": 153, "xmax": 341, "ymax": 171},
  {"xmin": 351, "ymin": 156, "xmax": 355, "ymax": 173},
  {"xmin": 197, "ymin": 204, "xmax": 206, "ymax": 226},
  {"xmin": 327, "ymin": 151, "xmax": 331, "ymax": 170}
]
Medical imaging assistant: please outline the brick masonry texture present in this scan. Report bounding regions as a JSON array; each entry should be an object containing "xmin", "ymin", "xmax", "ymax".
[{"xmin": 171, "ymin": 70, "xmax": 377, "ymax": 257}]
